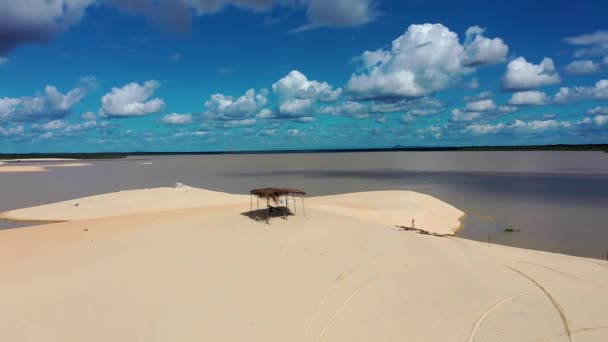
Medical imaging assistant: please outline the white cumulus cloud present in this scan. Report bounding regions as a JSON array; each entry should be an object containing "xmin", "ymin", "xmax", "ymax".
[
  {"xmin": 502, "ymin": 57, "xmax": 561, "ymax": 90},
  {"xmin": 81, "ymin": 111, "xmax": 96, "ymax": 121},
  {"xmin": 272, "ymin": 70, "xmax": 341, "ymax": 117},
  {"xmin": 595, "ymin": 115, "xmax": 608, "ymax": 126},
  {"xmin": 42, "ymin": 119, "xmax": 68, "ymax": 130},
  {"xmin": 0, "ymin": 81, "xmax": 90, "ymax": 123},
  {"xmin": 347, "ymin": 23, "xmax": 508, "ymax": 100},
  {"xmin": 296, "ymin": 0, "xmax": 378, "ymax": 32},
  {"xmin": 161, "ymin": 113, "xmax": 193, "ymax": 125},
  {"xmin": 554, "ymin": 79, "xmax": 608, "ymax": 103},
  {"xmin": 508, "ymin": 91, "xmax": 549, "ymax": 106},
  {"xmin": 564, "ymin": 60, "xmax": 601, "ymax": 75},
  {"xmin": 0, "ymin": 125, "xmax": 24, "ymax": 136},
  {"xmin": 465, "ymin": 119, "xmax": 570, "ymax": 135},
  {"xmin": 204, "ymin": 88, "xmax": 268, "ymax": 120},
  {"xmin": 588, "ymin": 107, "xmax": 608, "ymax": 115},
  {"xmin": 465, "ymin": 99, "xmax": 496, "ymax": 112},
  {"xmin": 564, "ymin": 30, "xmax": 608, "ymax": 58},
  {"xmin": 462, "ymin": 26, "xmax": 509, "ymax": 66},
  {"xmin": 100, "ymin": 80, "xmax": 166, "ymax": 117},
  {"xmin": 451, "ymin": 109, "xmax": 482, "ymax": 123}
]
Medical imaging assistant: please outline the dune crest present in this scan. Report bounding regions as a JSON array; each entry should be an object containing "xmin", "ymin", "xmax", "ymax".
[{"xmin": 0, "ymin": 187, "xmax": 464, "ymax": 235}]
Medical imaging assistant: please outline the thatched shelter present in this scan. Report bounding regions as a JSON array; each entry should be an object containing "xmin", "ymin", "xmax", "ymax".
[{"xmin": 250, "ymin": 188, "xmax": 307, "ymax": 224}]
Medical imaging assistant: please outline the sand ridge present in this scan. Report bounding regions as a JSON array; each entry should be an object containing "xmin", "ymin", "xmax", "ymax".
[
  {"xmin": 0, "ymin": 162, "xmax": 91, "ymax": 173},
  {"xmin": 0, "ymin": 187, "xmax": 464, "ymax": 234},
  {"xmin": 1, "ymin": 188, "xmax": 607, "ymax": 341},
  {"xmin": 0, "ymin": 158, "xmax": 78, "ymax": 162}
]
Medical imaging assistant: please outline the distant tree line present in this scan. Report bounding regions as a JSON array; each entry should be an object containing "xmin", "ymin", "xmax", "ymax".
[
  {"xmin": 0, "ymin": 153, "xmax": 128, "ymax": 160},
  {"xmin": 1, "ymin": 144, "xmax": 607, "ymax": 159}
]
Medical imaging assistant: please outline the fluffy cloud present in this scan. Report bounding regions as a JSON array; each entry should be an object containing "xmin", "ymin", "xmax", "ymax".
[
  {"xmin": 554, "ymin": 79, "xmax": 608, "ymax": 103},
  {"xmin": 564, "ymin": 60, "xmax": 601, "ymax": 75},
  {"xmin": 564, "ymin": 30, "xmax": 608, "ymax": 58},
  {"xmin": 81, "ymin": 111, "xmax": 96, "ymax": 121},
  {"xmin": 595, "ymin": 115, "xmax": 608, "ymax": 126},
  {"xmin": 100, "ymin": 80, "xmax": 165, "ymax": 117},
  {"xmin": 160, "ymin": 113, "xmax": 193, "ymax": 125},
  {"xmin": 369, "ymin": 97, "xmax": 444, "ymax": 115},
  {"xmin": 0, "ymin": 0, "xmax": 380, "ymax": 55},
  {"xmin": 451, "ymin": 97, "xmax": 514, "ymax": 123},
  {"xmin": 464, "ymin": 91, "xmax": 493, "ymax": 102},
  {"xmin": 273, "ymin": 70, "xmax": 342, "ymax": 103},
  {"xmin": 172, "ymin": 131, "xmax": 206, "ymax": 138},
  {"xmin": 62, "ymin": 120, "xmax": 97, "ymax": 132},
  {"xmin": 42, "ymin": 119, "xmax": 68, "ymax": 130},
  {"xmin": 502, "ymin": 57, "xmax": 561, "ymax": 90},
  {"xmin": 321, "ymin": 97, "xmax": 444, "ymax": 118},
  {"xmin": 0, "ymin": 125, "xmax": 24, "ymax": 136},
  {"xmin": 287, "ymin": 128, "xmax": 302, "ymax": 137},
  {"xmin": 272, "ymin": 70, "xmax": 341, "ymax": 117},
  {"xmin": 255, "ymin": 108, "xmax": 274, "ymax": 119},
  {"xmin": 401, "ymin": 113, "xmax": 416, "ymax": 124},
  {"xmin": 450, "ymin": 109, "xmax": 482, "ymax": 123},
  {"xmin": 0, "ymin": 81, "xmax": 89, "ymax": 123},
  {"xmin": 295, "ymin": 0, "xmax": 378, "ymax": 32},
  {"xmin": 32, "ymin": 119, "xmax": 98, "ymax": 136},
  {"xmin": 203, "ymin": 88, "xmax": 268, "ymax": 120},
  {"xmin": 588, "ymin": 107, "xmax": 608, "ymax": 115},
  {"xmin": 465, "ymin": 119, "xmax": 571, "ymax": 135},
  {"xmin": 347, "ymin": 24, "xmax": 508, "ymax": 100},
  {"xmin": 0, "ymin": 57, "xmax": 8, "ymax": 66},
  {"xmin": 508, "ymin": 91, "xmax": 549, "ymax": 106},
  {"xmin": 465, "ymin": 99, "xmax": 496, "ymax": 112},
  {"xmin": 0, "ymin": 0, "xmax": 94, "ymax": 55},
  {"xmin": 462, "ymin": 26, "xmax": 509, "ymax": 66},
  {"xmin": 320, "ymin": 101, "xmax": 367, "ymax": 116},
  {"xmin": 278, "ymin": 99, "xmax": 314, "ymax": 117},
  {"xmin": 221, "ymin": 118, "xmax": 256, "ymax": 128}
]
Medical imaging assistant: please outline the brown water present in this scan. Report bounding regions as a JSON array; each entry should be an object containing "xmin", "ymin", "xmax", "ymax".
[{"xmin": 1, "ymin": 152, "xmax": 608, "ymax": 259}]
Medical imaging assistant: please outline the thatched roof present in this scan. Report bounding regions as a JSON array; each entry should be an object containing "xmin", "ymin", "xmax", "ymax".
[{"xmin": 250, "ymin": 187, "xmax": 307, "ymax": 198}]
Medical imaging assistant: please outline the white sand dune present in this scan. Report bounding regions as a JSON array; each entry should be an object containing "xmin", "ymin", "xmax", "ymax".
[
  {"xmin": 0, "ymin": 158, "xmax": 78, "ymax": 162},
  {"xmin": 0, "ymin": 187, "xmax": 251, "ymax": 221},
  {"xmin": 0, "ymin": 163, "xmax": 91, "ymax": 173},
  {"xmin": 310, "ymin": 190, "xmax": 464, "ymax": 235},
  {"xmin": 0, "ymin": 188, "xmax": 607, "ymax": 341},
  {"xmin": 0, "ymin": 165, "xmax": 50, "ymax": 172},
  {"xmin": 0, "ymin": 188, "xmax": 464, "ymax": 235}
]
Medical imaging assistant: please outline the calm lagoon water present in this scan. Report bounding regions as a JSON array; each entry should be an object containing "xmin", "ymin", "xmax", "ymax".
[{"xmin": 1, "ymin": 152, "xmax": 608, "ymax": 259}]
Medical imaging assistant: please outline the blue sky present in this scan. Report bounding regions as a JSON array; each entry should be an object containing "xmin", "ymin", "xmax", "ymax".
[{"xmin": 1, "ymin": 0, "xmax": 608, "ymax": 152}]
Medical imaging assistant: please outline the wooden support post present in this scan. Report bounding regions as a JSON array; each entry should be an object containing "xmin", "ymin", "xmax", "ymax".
[
  {"xmin": 293, "ymin": 194, "xmax": 297, "ymax": 214},
  {"xmin": 250, "ymin": 194, "xmax": 253, "ymax": 219},
  {"xmin": 256, "ymin": 196, "xmax": 259, "ymax": 220},
  {"xmin": 266, "ymin": 198, "xmax": 270, "ymax": 224},
  {"xmin": 302, "ymin": 195, "xmax": 306, "ymax": 217}
]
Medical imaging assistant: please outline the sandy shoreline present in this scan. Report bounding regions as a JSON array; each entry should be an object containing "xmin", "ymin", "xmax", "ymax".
[
  {"xmin": 0, "ymin": 162, "xmax": 91, "ymax": 173},
  {"xmin": 1, "ymin": 187, "xmax": 607, "ymax": 341},
  {"xmin": 0, "ymin": 158, "xmax": 78, "ymax": 162}
]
